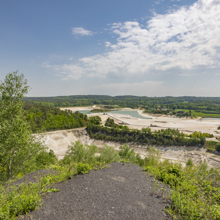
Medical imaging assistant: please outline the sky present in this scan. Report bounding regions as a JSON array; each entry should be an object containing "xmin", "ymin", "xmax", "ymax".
[{"xmin": 0, "ymin": 0, "xmax": 220, "ymax": 97}]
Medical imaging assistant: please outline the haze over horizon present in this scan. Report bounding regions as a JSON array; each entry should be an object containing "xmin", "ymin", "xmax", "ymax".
[{"xmin": 0, "ymin": 0, "xmax": 220, "ymax": 97}]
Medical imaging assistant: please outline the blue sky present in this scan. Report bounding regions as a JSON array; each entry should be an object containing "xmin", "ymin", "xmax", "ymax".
[{"xmin": 0, "ymin": 0, "xmax": 220, "ymax": 97}]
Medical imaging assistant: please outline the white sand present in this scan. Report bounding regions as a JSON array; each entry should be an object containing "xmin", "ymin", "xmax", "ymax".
[{"xmin": 61, "ymin": 107, "xmax": 220, "ymax": 137}]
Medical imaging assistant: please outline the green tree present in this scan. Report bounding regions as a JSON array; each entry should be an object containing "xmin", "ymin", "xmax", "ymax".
[{"xmin": 0, "ymin": 71, "xmax": 44, "ymax": 181}]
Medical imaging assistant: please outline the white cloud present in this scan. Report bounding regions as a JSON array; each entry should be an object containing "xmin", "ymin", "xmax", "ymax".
[
  {"xmin": 45, "ymin": 0, "xmax": 220, "ymax": 80},
  {"xmin": 42, "ymin": 62, "xmax": 84, "ymax": 80},
  {"xmin": 71, "ymin": 27, "xmax": 93, "ymax": 37}
]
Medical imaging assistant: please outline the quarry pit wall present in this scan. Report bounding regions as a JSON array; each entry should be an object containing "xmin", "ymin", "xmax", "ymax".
[{"xmin": 35, "ymin": 128, "xmax": 220, "ymax": 170}]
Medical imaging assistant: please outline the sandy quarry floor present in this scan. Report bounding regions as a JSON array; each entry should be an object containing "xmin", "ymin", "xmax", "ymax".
[{"xmin": 61, "ymin": 107, "xmax": 220, "ymax": 137}]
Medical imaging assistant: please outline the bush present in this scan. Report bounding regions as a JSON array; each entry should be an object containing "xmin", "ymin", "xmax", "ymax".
[
  {"xmin": 186, "ymin": 158, "xmax": 194, "ymax": 167},
  {"xmin": 77, "ymin": 163, "xmax": 92, "ymax": 174},
  {"xmin": 100, "ymin": 145, "xmax": 120, "ymax": 163},
  {"xmin": 35, "ymin": 150, "xmax": 57, "ymax": 169},
  {"xmin": 63, "ymin": 141, "xmax": 98, "ymax": 164},
  {"xmin": 89, "ymin": 116, "xmax": 101, "ymax": 125},
  {"xmin": 119, "ymin": 144, "xmax": 138, "ymax": 164}
]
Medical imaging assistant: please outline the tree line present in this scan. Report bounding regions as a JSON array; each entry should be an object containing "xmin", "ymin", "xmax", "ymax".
[
  {"xmin": 23, "ymin": 95, "xmax": 220, "ymax": 116},
  {"xmin": 23, "ymin": 102, "xmax": 88, "ymax": 133}
]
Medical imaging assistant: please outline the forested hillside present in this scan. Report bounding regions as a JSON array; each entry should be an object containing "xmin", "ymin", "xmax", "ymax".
[
  {"xmin": 23, "ymin": 102, "xmax": 88, "ymax": 133},
  {"xmin": 25, "ymin": 95, "xmax": 220, "ymax": 108},
  {"xmin": 24, "ymin": 95, "xmax": 220, "ymax": 117}
]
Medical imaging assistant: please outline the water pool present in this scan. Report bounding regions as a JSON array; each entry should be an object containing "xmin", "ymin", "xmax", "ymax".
[{"xmin": 77, "ymin": 110, "xmax": 151, "ymax": 119}]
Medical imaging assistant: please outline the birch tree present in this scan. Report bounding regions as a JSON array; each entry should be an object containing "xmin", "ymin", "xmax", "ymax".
[{"xmin": 0, "ymin": 71, "xmax": 44, "ymax": 181}]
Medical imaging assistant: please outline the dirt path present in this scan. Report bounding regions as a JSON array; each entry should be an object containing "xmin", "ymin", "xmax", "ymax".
[{"xmin": 24, "ymin": 163, "xmax": 171, "ymax": 220}]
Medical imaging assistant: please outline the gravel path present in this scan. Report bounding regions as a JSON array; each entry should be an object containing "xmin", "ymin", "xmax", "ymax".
[{"xmin": 24, "ymin": 163, "xmax": 171, "ymax": 220}]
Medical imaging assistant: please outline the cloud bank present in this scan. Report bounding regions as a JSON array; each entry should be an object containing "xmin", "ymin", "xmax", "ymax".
[{"xmin": 46, "ymin": 0, "xmax": 220, "ymax": 80}]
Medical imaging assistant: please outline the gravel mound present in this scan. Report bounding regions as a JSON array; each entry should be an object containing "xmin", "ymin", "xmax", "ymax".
[
  {"xmin": 24, "ymin": 163, "xmax": 171, "ymax": 220},
  {"xmin": 6, "ymin": 169, "xmax": 57, "ymax": 189}
]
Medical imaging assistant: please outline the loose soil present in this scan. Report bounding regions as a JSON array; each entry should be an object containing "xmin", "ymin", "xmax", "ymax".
[{"xmin": 23, "ymin": 163, "xmax": 171, "ymax": 220}]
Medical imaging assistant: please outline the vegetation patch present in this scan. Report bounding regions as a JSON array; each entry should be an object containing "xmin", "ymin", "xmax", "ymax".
[
  {"xmin": 87, "ymin": 117, "xmax": 206, "ymax": 147},
  {"xmin": 24, "ymin": 103, "xmax": 88, "ymax": 133},
  {"xmin": 205, "ymin": 141, "xmax": 220, "ymax": 152}
]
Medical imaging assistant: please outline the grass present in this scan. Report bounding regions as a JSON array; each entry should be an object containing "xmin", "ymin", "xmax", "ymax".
[
  {"xmin": 1, "ymin": 142, "xmax": 220, "ymax": 219},
  {"xmin": 176, "ymin": 109, "xmax": 220, "ymax": 118},
  {"xmin": 205, "ymin": 141, "xmax": 220, "ymax": 152}
]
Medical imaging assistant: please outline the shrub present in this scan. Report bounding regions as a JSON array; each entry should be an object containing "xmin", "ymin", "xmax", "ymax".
[
  {"xmin": 63, "ymin": 141, "xmax": 98, "ymax": 164},
  {"xmin": 77, "ymin": 163, "xmax": 92, "ymax": 174},
  {"xmin": 100, "ymin": 145, "xmax": 120, "ymax": 163},
  {"xmin": 186, "ymin": 158, "xmax": 194, "ymax": 167},
  {"xmin": 119, "ymin": 144, "xmax": 137, "ymax": 163},
  {"xmin": 35, "ymin": 149, "xmax": 57, "ymax": 169},
  {"xmin": 89, "ymin": 116, "xmax": 101, "ymax": 125}
]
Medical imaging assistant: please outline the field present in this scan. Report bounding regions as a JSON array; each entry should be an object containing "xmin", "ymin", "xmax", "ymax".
[{"xmin": 176, "ymin": 109, "xmax": 220, "ymax": 118}]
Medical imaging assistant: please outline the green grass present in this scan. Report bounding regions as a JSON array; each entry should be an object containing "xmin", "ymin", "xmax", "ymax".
[
  {"xmin": 176, "ymin": 109, "xmax": 220, "ymax": 118},
  {"xmin": 204, "ymin": 141, "xmax": 220, "ymax": 152}
]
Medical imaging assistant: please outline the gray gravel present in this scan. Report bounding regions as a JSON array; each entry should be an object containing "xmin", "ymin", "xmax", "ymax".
[{"xmin": 24, "ymin": 163, "xmax": 171, "ymax": 220}]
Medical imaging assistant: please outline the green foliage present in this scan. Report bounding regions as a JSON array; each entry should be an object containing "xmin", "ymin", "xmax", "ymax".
[
  {"xmin": 0, "ymin": 183, "xmax": 42, "ymax": 219},
  {"xmin": 63, "ymin": 141, "xmax": 98, "ymax": 164},
  {"xmin": 189, "ymin": 131, "xmax": 213, "ymax": 138},
  {"xmin": 46, "ymin": 187, "xmax": 60, "ymax": 193},
  {"xmin": 205, "ymin": 141, "xmax": 220, "ymax": 152},
  {"xmin": 218, "ymin": 126, "xmax": 220, "ymax": 130},
  {"xmin": 143, "ymin": 146, "xmax": 161, "ymax": 167},
  {"xmin": 105, "ymin": 117, "xmax": 129, "ymax": 130},
  {"xmin": 99, "ymin": 145, "xmax": 120, "ymax": 163},
  {"xmin": 0, "ymin": 72, "xmax": 44, "ymax": 181},
  {"xmin": 144, "ymin": 158, "xmax": 220, "ymax": 219},
  {"xmin": 35, "ymin": 150, "xmax": 57, "ymax": 169},
  {"xmin": 119, "ymin": 144, "xmax": 139, "ymax": 164},
  {"xmin": 87, "ymin": 123, "xmax": 205, "ymax": 147},
  {"xmin": 23, "ymin": 103, "xmax": 88, "ymax": 132},
  {"xmin": 77, "ymin": 163, "xmax": 92, "ymax": 174},
  {"xmin": 89, "ymin": 116, "xmax": 101, "ymax": 125},
  {"xmin": 186, "ymin": 158, "xmax": 194, "ymax": 167}
]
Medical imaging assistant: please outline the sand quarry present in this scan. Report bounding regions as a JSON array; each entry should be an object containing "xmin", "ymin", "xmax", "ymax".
[
  {"xmin": 61, "ymin": 106, "xmax": 220, "ymax": 137},
  {"xmin": 40, "ymin": 107, "xmax": 220, "ymax": 170}
]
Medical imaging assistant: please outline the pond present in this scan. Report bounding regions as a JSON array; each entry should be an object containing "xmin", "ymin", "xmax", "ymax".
[{"xmin": 77, "ymin": 110, "xmax": 151, "ymax": 119}]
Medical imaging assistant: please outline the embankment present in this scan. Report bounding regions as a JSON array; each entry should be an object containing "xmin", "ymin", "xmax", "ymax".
[{"xmin": 36, "ymin": 128, "xmax": 220, "ymax": 169}]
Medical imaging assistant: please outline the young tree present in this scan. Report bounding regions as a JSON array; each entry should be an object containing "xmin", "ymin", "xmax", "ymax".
[{"xmin": 0, "ymin": 71, "xmax": 44, "ymax": 181}]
